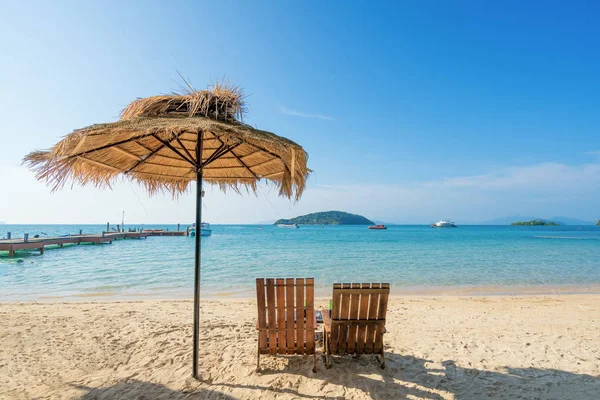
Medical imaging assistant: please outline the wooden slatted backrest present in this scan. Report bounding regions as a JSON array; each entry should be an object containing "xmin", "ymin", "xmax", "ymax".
[
  {"xmin": 330, "ymin": 283, "xmax": 390, "ymax": 355},
  {"xmin": 256, "ymin": 278, "xmax": 315, "ymax": 355}
]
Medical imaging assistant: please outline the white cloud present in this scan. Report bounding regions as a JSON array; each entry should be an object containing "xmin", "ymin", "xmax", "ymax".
[
  {"xmin": 584, "ymin": 151, "xmax": 600, "ymax": 156},
  {"xmin": 322, "ymin": 162, "xmax": 600, "ymax": 193},
  {"xmin": 310, "ymin": 162, "xmax": 600, "ymax": 223},
  {"xmin": 434, "ymin": 163, "xmax": 600, "ymax": 191},
  {"xmin": 277, "ymin": 104, "xmax": 335, "ymax": 120}
]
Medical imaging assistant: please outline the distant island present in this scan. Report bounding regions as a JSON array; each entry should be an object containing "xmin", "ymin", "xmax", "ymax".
[
  {"xmin": 597, "ymin": 220, "xmax": 600, "ymax": 226},
  {"xmin": 483, "ymin": 216, "xmax": 594, "ymax": 225},
  {"xmin": 511, "ymin": 220, "xmax": 560, "ymax": 226},
  {"xmin": 275, "ymin": 211, "xmax": 374, "ymax": 225}
]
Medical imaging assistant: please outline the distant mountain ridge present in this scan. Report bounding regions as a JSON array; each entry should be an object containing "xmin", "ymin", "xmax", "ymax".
[
  {"xmin": 550, "ymin": 216, "xmax": 596, "ymax": 225},
  {"xmin": 275, "ymin": 211, "xmax": 374, "ymax": 225},
  {"xmin": 482, "ymin": 215, "xmax": 595, "ymax": 225}
]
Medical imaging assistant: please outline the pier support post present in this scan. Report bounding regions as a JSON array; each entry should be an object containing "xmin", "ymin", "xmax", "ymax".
[
  {"xmin": 8, "ymin": 248, "xmax": 14, "ymax": 257},
  {"xmin": 40, "ymin": 246, "xmax": 44, "ymax": 255}
]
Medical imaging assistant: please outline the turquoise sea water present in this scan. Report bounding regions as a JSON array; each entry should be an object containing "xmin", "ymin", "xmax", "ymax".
[{"xmin": 1, "ymin": 224, "xmax": 599, "ymax": 300}]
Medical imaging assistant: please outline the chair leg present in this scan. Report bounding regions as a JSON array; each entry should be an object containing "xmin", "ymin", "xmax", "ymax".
[
  {"xmin": 376, "ymin": 350, "xmax": 385, "ymax": 369},
  {"xmin": 256, "ymin": 342, "xmax": 261, "ymax": 372},
  {"xmin": 325, "ymin": 332, "xmax": 332, "ymax": 369}
]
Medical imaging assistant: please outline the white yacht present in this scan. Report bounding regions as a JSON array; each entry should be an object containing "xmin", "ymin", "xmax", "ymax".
[
  {"xmin": 431, "ymin": 219, "xmax": 457, "ymax": 228},
  {"xmin": 189, "ymin": 222, "xmax": 212, "ymax": 236},
  {"xmin": 277, "ymin": 223, "xmax": 299, "ymax": 229}
]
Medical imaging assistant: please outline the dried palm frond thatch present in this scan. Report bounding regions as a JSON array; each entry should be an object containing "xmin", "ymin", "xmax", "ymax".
[
  {"xmin": 121, "ymin": 82, "xmax": 247, "ymax": 123},
  {"xmin": 23, "ymin": 83, "xmax": 309, "ymax": 200}
]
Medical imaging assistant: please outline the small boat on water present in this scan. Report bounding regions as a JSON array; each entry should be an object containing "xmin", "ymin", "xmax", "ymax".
[
  {"xmin": 278, "ymin": 223, "xmax": 299, "ymax": 229},
  {"xmin": 431, "ymin": 219, "xmax": 457, "ymax": 228},
  {"xmin": 189, "ymin": 222, "xmax": 212, "ymax": 236},
  {"xmin": 368, "ymin": 224, "xmax": 387, "ymax": 230}
]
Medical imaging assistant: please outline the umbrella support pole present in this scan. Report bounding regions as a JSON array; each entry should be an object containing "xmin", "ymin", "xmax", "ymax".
[{"xmin": 193, "ymin": 132, "xmax": 203, "ymax": 379}]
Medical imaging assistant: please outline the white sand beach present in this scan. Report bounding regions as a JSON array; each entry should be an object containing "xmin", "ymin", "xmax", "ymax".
[{"xmin": 1, "ymin": 295, "xmax": 599, "ymax": 399}]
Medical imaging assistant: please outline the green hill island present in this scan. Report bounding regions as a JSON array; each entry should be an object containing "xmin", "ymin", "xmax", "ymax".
[
  {"xmin": 274, "ymin": 211, "xmax": 374, "ymax": 225},
  {"xmin": 510, "ymin": 220, "xmax": 560, "ymax": 226},
  {"xmin": 597, "ymin": 220, "xmax": 600, "ymax": 226}
]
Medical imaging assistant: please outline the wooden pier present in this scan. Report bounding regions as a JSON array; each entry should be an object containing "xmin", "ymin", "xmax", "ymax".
[
  {"xmin": 141, "ymin": 229, "xmax": 188, "ymax": 237},
  {"xmin": 0, "ymin": 231, "xmax": 163, "ymax": 257}
]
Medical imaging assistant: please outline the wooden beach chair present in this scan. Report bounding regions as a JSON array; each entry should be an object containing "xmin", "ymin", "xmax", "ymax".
[
  {"xmin": 322, "ymin": 283, "xmax": 390, "ymax": 369},
  {"xmin": 255, "ymin": 278, "xmax": 317, "ymax": 372}
]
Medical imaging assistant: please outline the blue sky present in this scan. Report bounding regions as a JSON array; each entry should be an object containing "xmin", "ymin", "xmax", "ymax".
[{"xmin": 0, "ymin": 1, "xmax": 599, "ymax": 224}]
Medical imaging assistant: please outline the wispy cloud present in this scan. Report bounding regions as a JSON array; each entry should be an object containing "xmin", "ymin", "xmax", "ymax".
[
  {"xmin": 278, "ymin": 104, "xmax": 335, "ymax": 120},
  {"xmin": 584, "ymin": 151, "xmax": 600, "ymax": 156},
  {"xmin": 315, "ymin": 184, "xmax": 349, "ymax": 190},
  {"xmin": 295, "ymin": 162, "xmax": 600, "ymax": 223},
  {"xmin": 434, "ymin": 162, "xmax": 600, "ymax": 191},
  {"xmin": 325, "ymin": 162, "xmax": 600, "ymax": 193}
]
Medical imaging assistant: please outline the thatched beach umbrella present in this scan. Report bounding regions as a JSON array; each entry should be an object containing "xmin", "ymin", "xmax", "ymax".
[{"xmin": 23, "ymin": 82, "xmax": 309, "ymax": 379}]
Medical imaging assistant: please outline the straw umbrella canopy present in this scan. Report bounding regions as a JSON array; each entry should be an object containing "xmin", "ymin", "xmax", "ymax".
[{"xmin": 23, "ymin": 82, "xmax": 310, "ymax": 379}]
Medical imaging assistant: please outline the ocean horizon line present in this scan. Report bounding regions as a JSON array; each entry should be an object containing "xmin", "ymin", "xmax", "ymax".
[{"xmin": 2, "ymin": 222, "xmax": 599, "ymax": 226}]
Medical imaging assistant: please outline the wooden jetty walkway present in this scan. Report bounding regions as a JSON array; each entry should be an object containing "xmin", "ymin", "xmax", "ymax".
[
  {"xmin": 0, "ymin": 230, "xmax": 187, "ymax": 257},
  {"xmin": 141, "ymin": 229, "xmax": 188, "ymax": 237}
]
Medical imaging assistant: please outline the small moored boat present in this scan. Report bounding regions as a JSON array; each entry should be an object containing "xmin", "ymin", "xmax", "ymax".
[
  {"xmin": 277, "ymin": 223, "xmax": 299, "ymax": 229},
  {"xmin": 189, "ymin": 222, "xmax": 212, "ymax": 236},
  {"xmin": 431, "ymin": 219, "xmax": 457, "ymax": 228},
  {"xmin": 368, "ymin": 224, "xmax": 387, "ymax": 230}
]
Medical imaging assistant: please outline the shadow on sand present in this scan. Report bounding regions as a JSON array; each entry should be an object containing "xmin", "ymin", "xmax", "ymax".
[
  {"xmin": 225, "ymin": 350, "xmax": 599, "ymax": 399},
  {"xmin": 75, "ymin": 351, "xmax": 600, "ymax": 399},
  {"xmin": 75, "ymin": 380, "xmax": 236, "ymax": 400}
]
